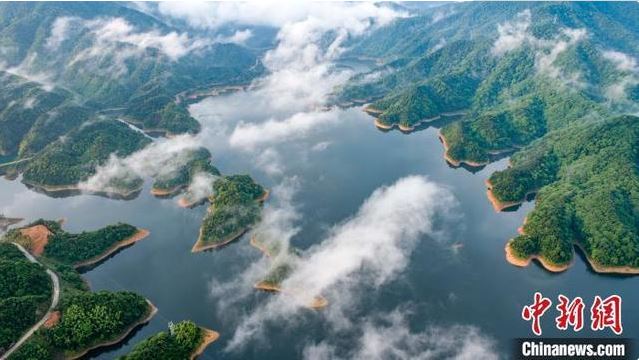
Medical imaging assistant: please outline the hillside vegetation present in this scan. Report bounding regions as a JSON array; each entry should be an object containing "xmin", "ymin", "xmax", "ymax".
[{"xmin": 342, "ymin": 2, "xmax": 639, "ymax": 271}]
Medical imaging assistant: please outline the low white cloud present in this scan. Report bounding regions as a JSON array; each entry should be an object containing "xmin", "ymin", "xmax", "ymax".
[
  {"xmin": 81, "ymin": 17, "xmax": 208, "ymax": 61},
  {"xmin": 535, "ymin": 28, "xmax": 587, "ymax": 80},
  {"xmin": 602, "ymin": 50, "xmax": 639, "ymax": 103},
  {"xmin": 2, "ymin": 54, "xmax": 56, "ymax": 92},
  {"xmin": 255, "ymin": 147, "xmax": 285, "ymax": 176},
  {"xmin": 303, "ymin": 310, "xmax": 498, "ymax": 360},
  {"xmin": 430, "ymin": 38, "xmax": 447, "ymax": 54},
  {"xmin": 225, "ymin": 175, "xmax": 459, "ymax": 350},
  {"xmin": 215, "ymin": 29, "xmax": 253, "ymax": 45},
  {"xmin": 491, "ymin": 9, "xmax": 531, "ymax": 56},
  {"xmin": 491, "ymin": 10, "xmax": 587, "ymax": 88},
  {"xmin": 229, "ymin": 111, "xmax": 339, "ymax": 151},
  {"xmin": 79, "ymin": 134, "xmax": 200, "ymax": 193},
  {"xmin": 46, "ymin": 16, "xmax": 74, "ymax": 50},
  {"xmin": 183, "ymin": 171, "xmax": 218, "ymax": 204},
  {"xmin": 311, "ymin": 141, "xmax": 331, "ymax": 152},
  {"xmin": 158, "ymin": 2, "xmax": 405, "ymax": 30},
  {"xmin": 603, "ymin": 50, "xmax": 638, "ymax": 72},
  {"xmin": 185, "ymin": 2, "xmax": 406, "ymax": 179}
]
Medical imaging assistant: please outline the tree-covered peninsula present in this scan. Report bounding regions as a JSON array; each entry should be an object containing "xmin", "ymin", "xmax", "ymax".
[
  {"xmin": 494, "ymin": 116, "xmax": 639, "ymax": 273},
  {"xmin": 1, "ymin": 220, "xmax": 155, "ymax": 359},
  {"xmin": 340, "ymin": 1, "xmax": 639, "ymax": 273},
  {"xmin": 19, "ymin": 120, "xmax": 151, "ymax": 195},
  {"xmin": 4, "ymin": 219, "xmax": 148, "ymax": 269}
]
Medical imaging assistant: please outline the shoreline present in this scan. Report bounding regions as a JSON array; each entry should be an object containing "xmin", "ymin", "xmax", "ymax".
[
  {"xmin": 364, "ymin": 105, "xmax": 466, "ymax": 134},
  {"xmin": 68, "ymin": 300, "xmax": 158, "ymax": 360},
  {"xmin": 191, "ymin": 227, "xmax": 248, "ymax": 253},
  {"xmin": 506, "ymin": 219, "xmax": 639, "ymax": 275},
  {"xmin": 573, "ymin": 244, "xmax": 639, "ymax": 275},
  {"xmin": 178, "ymin": 196, "xmax": 207, "ymax": 209},
  {"xmin": 150, "ymin": 184, "xmax": 187, "ymax": 198},
  {"xmin": 22, "ymin": 180, "xmax": 142, "ymax": 199},
  {"xmin": 74, "ymin": 229, "xmax": 150, "ymax": 269},
  {"xmin": 505, "ymin": 240, "xmax": 639, "ymax": 275},
  {"xmin": 191, "ymin": 189, "xmax": 269, "ymax": 252},
  {"xmin": 189, "ymin": 328, "xmax": 220, "ymax": 360},
  {"xmin": 438, "ymin": 131, "xmax": 488, "ymax": 168},
  {"xmin": 254, "ymin": 281, "xmax": 328, "ymax": 309},
  {"xmin": 249, "ymin": 236, "xmax": 274, "ymax": 258},
  {"xmin": 504, "ymin": 241, "xmax": 570, "ymax": 273},
  {"xmin": 256, "ymin": 189, "xmax": 270, "ymax": 203},
  {"xmin": 485, "ymin": 179, "xmax": 537, "ymax": 212},
  {"xmin": 250, "ymin": 236, "xmax": 328, "ymax": 309}
]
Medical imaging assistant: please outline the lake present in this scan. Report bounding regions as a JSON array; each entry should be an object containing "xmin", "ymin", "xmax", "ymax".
[{"xmin": 1, "ymin": 86, "xmax": 637, "ymax": 359}]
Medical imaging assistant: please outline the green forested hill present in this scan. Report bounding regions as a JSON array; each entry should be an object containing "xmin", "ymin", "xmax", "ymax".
[
  {"xmin": 0, "ymin": 2, "xmax": 265, "ymax": 195},
  {"xmin": 21, "ymin": 119, "xmax": 151, "ymax": 188},
  {"xmin": 0, "ymin": 71, "xmax": 90, "ymax": 159},
  {"xmin": 342, "ymin": 2, "xmax": 639, "ymax": 271},
  {"xmin": 0, "ymin": 243, "xmax": 51, "ymax": 353},
  {"xmin": 0, "ymin": 2, "xmax": 263, "ymax": 136},
  {"xmin": 495, "ymin": 116, "xmax": 639, "ymax": 268}
]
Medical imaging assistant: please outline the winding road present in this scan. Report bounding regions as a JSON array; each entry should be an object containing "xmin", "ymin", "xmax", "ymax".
[{"xmin": 1, "ymin": 243, "xmax": 60, "ymax": 360}]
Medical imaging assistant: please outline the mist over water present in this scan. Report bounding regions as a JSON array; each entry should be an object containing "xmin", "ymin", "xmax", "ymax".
[{"xmin": 2, "ymin": 84, "xmax": 639, "ymax": 358}]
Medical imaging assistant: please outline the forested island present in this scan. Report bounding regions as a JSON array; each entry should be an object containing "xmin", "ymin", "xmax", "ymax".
[
  {"xmin": 193, "ymin": 175, "xmax": 268, "ymax": 252},
  {"xmin": 250, "ymin": 236, "xmax": 328, "ymax": 309},
  {"xmin": 341, "ymin": 2, "xmax": 639, "ymax": 273},
  {"xmin": 119, "ymin": 321, "xmax": 219, "ymax": 360},
  {"xmin": 0, "ymin": 220, "xmax": 157, "ymax": 359}
]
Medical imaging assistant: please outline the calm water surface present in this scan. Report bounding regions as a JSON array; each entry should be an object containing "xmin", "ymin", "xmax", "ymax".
[{"xmin": 0, "ymin": 90, "xmax": 637, "ymax": 359}]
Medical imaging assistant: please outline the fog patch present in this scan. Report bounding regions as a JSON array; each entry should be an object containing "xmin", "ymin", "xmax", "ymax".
[
  {"xmin": 222, "ymin": 175, "xmax": 460, "ymax": 350},
  {"xmin": 303, "ymin": 310, "xmax": 498, "ymax": 360},
  {"xmin": 79, "ymin": 134, "xmax": 200, "ymax": 193}
]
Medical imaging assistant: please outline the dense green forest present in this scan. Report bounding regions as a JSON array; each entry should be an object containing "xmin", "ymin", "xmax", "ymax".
[
  {"xmin": 44, "ymin": 223, "xmax": 138, "ymax": 265},
  {"xmin": 10, "ymin": 291, "xmax": 151, "ymax": 359},
  {"xmin": 47, "ymin": 292, "xmax": 149, "ymax": 352},
  {"xmin": 0, "ymin": 2, "xmax": 265, "ymax": 199},
  {"xmin": 340, "ymin": 1, "xmax": 639, "ymax": 270},
  {"xmin": 0, "ymin": 2, "xmax": 263, "ymax": 136},
  {"xmin": 20, "ymin": 120, "xmax": 150, "ymax": 188},
  {"xmin": 0, "ymin": 72, "xmax": 91, "ymax": 159},
  {"xmin": 0, "ymin": 243, "xmax": 51, "ymax": 354},
  {"xmin": 199, "ymin": 175, "xmax": 265, "ymax": 246},
  {"xmin": 4, "ymin": 219, "xmax": 139, "ymax": 266},
  {"xmin": 120, "ymin": 321, "xmax": 204, "ymax": 360},
  {"xmin": 151, "ymin": 147, "xmax": 220, "ymax": 195},
  {"xmin": 496, "ymin": 116, "xmax": 639, "ymax": 268},
  {"xmin": 2, "ymin": 221, "xmax": 154, "ymax": 359}
]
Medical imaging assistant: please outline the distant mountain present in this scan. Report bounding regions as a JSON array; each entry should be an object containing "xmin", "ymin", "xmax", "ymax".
[
  {"xmin": 0, "ymin": 2, "xmax": 268, "ymax": 195},
  {"xmin": 0, "ymin": 2, "xmax": 264, "ymax": 136},
  {"xmin": 340, "ymin": 2, "xmax": 639, "ymax": 271}
]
